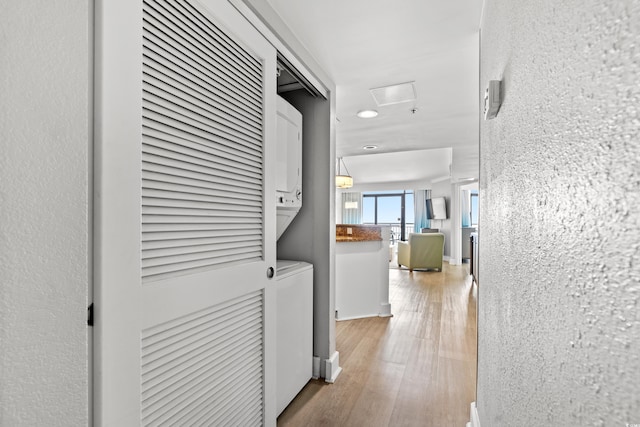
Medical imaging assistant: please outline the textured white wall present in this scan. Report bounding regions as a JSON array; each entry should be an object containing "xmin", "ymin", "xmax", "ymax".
[
  {"xmin": 478, "ymin": 0, "xmax": 640, "ymax": 425},
  {"xmin": 0, "ymin": 1, "xmax": 90, "ymax": 425}
]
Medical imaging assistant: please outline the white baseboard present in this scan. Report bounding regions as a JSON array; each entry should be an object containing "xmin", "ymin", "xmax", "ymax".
[
  {"xmin": 335, "ymin": 311, "xmax": 393, "ymax": 321},
  {"xmin": 324, "ymin": 351, "xmax": 342, "ymax": 384},
  {"xmin": 469, "ymin": 402, "xmax": 481, "ymax": 427},
  {"xmin": 336, "ymin": 313, "xmax": 377, "ymax": 321},
  {"xmin": 446, "ymin": 255, "xmax": 464, "ymax": 266},
  {"xmin": 312, "ymin": 356, "xmax": 321, "ymax": 380},
  {"xmin": 378, "ymin": 303, "xmax": 392, "ymax": 317}
]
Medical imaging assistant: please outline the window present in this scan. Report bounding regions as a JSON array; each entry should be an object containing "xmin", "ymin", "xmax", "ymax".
[
  {"xmin": 362, "ymin": 190, "xmax": 414, "ymax": 241},
  {"xmin": 362, "ymin": 196, "xmax": 376, "ymax": 224},
  {"xmin": 470, "ymin": 192, "xmax": 479, "ymax": 227}
]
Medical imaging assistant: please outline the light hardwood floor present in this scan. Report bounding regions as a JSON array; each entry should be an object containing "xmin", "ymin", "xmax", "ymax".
[{"xmin": 277, "ymin": 262, "xmax": 477, "ymax": 427}]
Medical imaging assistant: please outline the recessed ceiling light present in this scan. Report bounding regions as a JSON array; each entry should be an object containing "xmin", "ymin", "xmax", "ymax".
[
  {"xmin": 362, "ymin": 145, "xmax": 378, "ymax": 150},
  {"xmin": 356, "ymin": 109, "xmax": 378, "ymax": 119}
]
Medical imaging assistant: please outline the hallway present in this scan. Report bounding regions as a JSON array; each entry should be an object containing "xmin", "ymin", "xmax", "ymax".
[{"xmin": 278, "ymin": 263, "xmax": 477, "ymax": 427}]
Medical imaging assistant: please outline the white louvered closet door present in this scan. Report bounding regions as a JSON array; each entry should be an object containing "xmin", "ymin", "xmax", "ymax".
[{"xmin": 94, "ymin": 0, "xmax": 277, "ymax": 426}]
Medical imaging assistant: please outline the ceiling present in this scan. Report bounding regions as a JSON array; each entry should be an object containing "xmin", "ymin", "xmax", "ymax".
[{"xmin": 266, "ymin": 0, "xmax": 483, "ymax": 187}]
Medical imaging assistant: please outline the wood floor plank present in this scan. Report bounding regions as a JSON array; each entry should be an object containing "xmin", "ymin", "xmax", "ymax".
[
  {"xmin": 388, "ymin": 337, "xmax": 440, "ymax": 427},
  {"xmin": 344, "ymin": 360, "xmax": 406, "ymax": 427},
  {"xmin": 277, "ymin": 262, "xmax": 477, "ymax": 427}
]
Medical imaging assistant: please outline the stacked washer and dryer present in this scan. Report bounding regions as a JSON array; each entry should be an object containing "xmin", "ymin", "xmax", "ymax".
[{"xmin": 274, "ymin": 96, "xmax": 313, "ymax": 416}]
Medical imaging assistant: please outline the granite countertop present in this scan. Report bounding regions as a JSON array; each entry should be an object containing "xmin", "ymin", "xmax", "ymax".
[
  {"xmin": 336, "ymin": 235, "xmax": 382, "ymax": 242},
  {"xmin": 336, "ymin": 224, "xmax": 383, "ymax": 242}
]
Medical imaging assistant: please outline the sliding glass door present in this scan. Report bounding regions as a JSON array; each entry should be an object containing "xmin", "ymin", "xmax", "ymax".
[{"xmin": 362, "ymin": 191, "xmax": 414, "ymax": 241}]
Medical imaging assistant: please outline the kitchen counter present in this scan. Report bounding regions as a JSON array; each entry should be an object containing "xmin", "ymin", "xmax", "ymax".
[
  {"xmin": 335, "ymin": 226, "xmax": 391, "ymax": 320},
  {"xmin": 336, "ymin": 236, "xmax": 382, "ymax": 242},
  {"xmin": 336, "ymin": 224, "xmax": 383, "ymax": 242}
]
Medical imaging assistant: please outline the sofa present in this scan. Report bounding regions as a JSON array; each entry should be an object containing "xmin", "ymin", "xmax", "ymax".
[{"xmin": 397, "ymin": 233, "xmax": 445, "ymax": 272}]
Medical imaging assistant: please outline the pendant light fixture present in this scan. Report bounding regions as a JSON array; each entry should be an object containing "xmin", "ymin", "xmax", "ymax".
[{"xmin": 335, "ymin": 157, "xmax": 353, "ymax": 189}]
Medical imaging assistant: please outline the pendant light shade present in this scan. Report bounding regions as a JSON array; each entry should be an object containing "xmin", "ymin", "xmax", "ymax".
[
  {"xmin": 335, "ymin": 174, "xmax": 353, "ymax": 189},
  {"xmin": 335, "ymin": 157, "xmax": 353, "ymax": 189}
]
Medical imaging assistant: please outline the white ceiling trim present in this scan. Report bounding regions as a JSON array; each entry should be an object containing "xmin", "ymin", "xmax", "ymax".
[{"xmin": 229, "ymin": 0, "xmax": 329, "ymax": 98}]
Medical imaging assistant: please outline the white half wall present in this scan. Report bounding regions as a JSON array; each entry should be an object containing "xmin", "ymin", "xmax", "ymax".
[
  {"xmin": 478, "ymin": 0, "xmax": 640, "ymax": 424},
  {"xmin": 0, "ymin": 1, "xmax": 91, "ymax": 424}
]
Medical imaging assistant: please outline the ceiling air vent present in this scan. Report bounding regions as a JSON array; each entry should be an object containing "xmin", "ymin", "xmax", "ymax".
[{"xmin": 370, "ymin": 81, "xmax": 417, "ymax": 106}]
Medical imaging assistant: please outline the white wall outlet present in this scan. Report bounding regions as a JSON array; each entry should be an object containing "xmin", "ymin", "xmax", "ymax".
[{"xmin": 347, "ymin": 227, "xmax": 353, "ymax": 235}]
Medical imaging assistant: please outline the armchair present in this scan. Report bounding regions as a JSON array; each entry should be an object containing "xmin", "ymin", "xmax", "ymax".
[{"xmin": 397, "ymin": 233, "xmax": 445, "ymax": 272}]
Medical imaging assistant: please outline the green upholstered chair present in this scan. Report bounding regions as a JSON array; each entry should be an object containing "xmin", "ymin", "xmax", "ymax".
[{"xmin": 397, "ymin": 233, "xmax": 445, "ymax": 272}]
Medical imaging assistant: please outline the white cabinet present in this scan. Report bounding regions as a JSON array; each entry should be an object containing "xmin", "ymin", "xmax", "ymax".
[{"xmin": 275, "ymin": 261, "xmax": 313, "ymax": 415}]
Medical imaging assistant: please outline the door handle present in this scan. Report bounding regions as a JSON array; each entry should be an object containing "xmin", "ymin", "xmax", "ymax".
[{"xmin": 266, "ymin": 266, "xmax": 275, "ymax": 279}]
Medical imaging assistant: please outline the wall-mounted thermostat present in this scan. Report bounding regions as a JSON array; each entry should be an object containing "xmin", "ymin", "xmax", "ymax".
[{"xmin": 483, "ymin": 80, "xmax": 501, "ymax": 120}]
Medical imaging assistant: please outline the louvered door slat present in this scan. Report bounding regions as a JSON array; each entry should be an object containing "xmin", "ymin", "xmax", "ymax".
[
  {"xmin": 144, "ymin": 76, "xmax": 262, "ymax": 137},
  {"xmin": 142, "ymin": 154, "xmax": 261, "ymax": 190},
  {"xmin": 142, "ymin": 19, "xmax": 262, "ymax": 106},
  {"xmin": 142, "ymin": 141, "xmax": 261, "ymax": 181},
  {"xmin": 142, "ymin": 234, "xmax": 261, "ymax": 251},
  {"xmin": 142, "ymin": 293, "xmax": 261, "ymax": 359},
  {"xmin": 143, "ymin": 51, "xmax": 262, "ymax": 127},
  {"xmin": 143, "ymin": 100, "xmax": 261, "ymax": 154},
  {"xmin": 141, "ymin": 250, "xmax": 263, "ymax": 280},
  {"xmin": 144, "ymin": 232, "xmax": 262, "ymax": 247},
  {"xmin": 142, "ymin": 292, "xmax": 261, "ymax": 341},
  {"xmin": 141, "ymin": 290, "xmax": 264, "ymax": 427},
  {"xmin": 143, "ymin": 125, "xmax": 261, "ymax": 169},
  {"xmin": 144, "ymin": 1, "xmax": 263, "ymax": 98},
  {"xmin": 143, "ymin": 240, "xmax": 262, "ymax": 263},
  {"xmin": 142, "ymin": 174, "xmax": 261, "ymax": 196},
  {"xmin": 168, "ymin": 0, "xmax": 262, "ymax": 77},
  {"xmin": 147, "ymin": 351, "xmax": 262, "ymax": 426},
  {"xmin": 143, "ymin": 206, "xmax": 260, "ymax": 221},
  {"xmin": 143, "ymin": 83, "xmax": 261, "ymax": 144},
  {"xmin": 142, "ymin": 214, "xmax": 260, "ymax": 225},
  {"xmin": 142, "ymin": 180, "xmax": 261, "ymax": 203},
  {"xmin": 143, "ymin": 188, "xmax": 261, "ymax": 208},
  {"xmin": 145, "ymin": 0, "xmax": 262, "ymax": 91},
  {"xmin": 142, "ymin": 26, "xmax": 262, "ymax": 113},
  {"xmin": 142, "ymin": 223, "xmax": 261, "ymax": 233},
  {"xmin": 142, "ymin": 165, "xmax": 262, "ymax": 196},
  {"xmin": 144, "ymin": 339, "xmax": 261, "ymax": 410},
  {"xmin": 142, "ymin": 220, "xmax": 260, "ymax": 239},
  {"xmin": 189, "ymin": 368, "xmax": 262, "ymax": 427},
  {"xmin": 143, "ymin": 304, "xmax": 261, "ymax": 370},
  {"xmin": 219, "ymin": 402, "xmax": 262, "ymax": 427},
  {"xmin": 201, "ymin": 373, "xmax": 262, "ymax": 425},
  {"xmin": 143, "ymin": 0, "xmax": 266, "ymax": 284},
  {"xmin": 143, "ymin": 335, "xmax": 261, "ymax": 414},
  {"xmin": 142, "ymin": 206, "xmax": 261, "ymax": 219},
  {"xmin": 143, "ymin": 241, "xmax": 262, "ymax": 266},
  {"xmin": 143, "ymin": 117, "xmax": 261, "ymax": 163}
]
